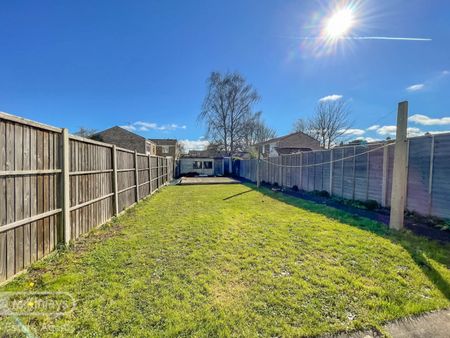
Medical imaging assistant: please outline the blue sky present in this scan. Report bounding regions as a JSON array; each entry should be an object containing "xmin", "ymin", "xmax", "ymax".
[{"xmin": 1, "ymin": 0, "xmax": 450, "ymax": 149}]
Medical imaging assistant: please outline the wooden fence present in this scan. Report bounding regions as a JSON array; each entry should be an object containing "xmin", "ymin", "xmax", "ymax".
[
  {"xmin": 235, "ymin": 133, "xmax": 450, "ymax": 220},
  {"xmin": 0, "ymin": 112, "xmax": 173, "ymax": 282}
]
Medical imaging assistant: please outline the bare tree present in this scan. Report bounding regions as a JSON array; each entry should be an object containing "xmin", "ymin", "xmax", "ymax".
[
  {"xmin": 198, "ymin": 72, "xmax": 260, "ymax": 155},
  {"xmin": 308, "ymin": 100, "xmax": 351, "ymax": 149},
  {"xmin": 292, "ymin": 118, "xmax": 308, "ymax": 133},
  {"xmin": 74, "ymin": 127, "xmax": 98, "ymax": 138},
  {"xmin": 243, "ymin": 112, "xmax": 276, "ymax": 147}
]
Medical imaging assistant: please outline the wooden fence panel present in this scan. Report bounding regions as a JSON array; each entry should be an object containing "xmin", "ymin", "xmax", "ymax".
[
  {"xmin": 0, "ymin": 117, "xmax": 62, "ymax": 282},
  {"xmin": 0, "ymin": 113, "xmax": 173, "ymax": 283},
  {"xmin": 68, "ymin": 138, "xmax": 114, "ymax": 240}
]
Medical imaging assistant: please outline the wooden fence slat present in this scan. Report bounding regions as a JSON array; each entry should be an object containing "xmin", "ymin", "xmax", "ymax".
[
  {"xmin": 14, "ymin": 123, "xmax": 24, "ymax": 273},
  {"xmin": 6, "ymin": 122, "xmax": 16, "ymax": 278}
]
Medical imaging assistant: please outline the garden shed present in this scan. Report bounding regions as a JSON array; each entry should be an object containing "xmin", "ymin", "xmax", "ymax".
[{"xmin": 178, "ymin": 157, "xmax": 224, "ymax": 176}]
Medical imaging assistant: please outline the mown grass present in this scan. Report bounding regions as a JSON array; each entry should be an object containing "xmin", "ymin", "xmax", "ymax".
[{"xmin": 0, "ymin": 183, "xmax": 449, "ymax": 337}]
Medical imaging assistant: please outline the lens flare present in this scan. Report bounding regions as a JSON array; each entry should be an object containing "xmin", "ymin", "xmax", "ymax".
[{"xmin": 324, "ymin": 8, "xmax": 355, "ymax": 38}]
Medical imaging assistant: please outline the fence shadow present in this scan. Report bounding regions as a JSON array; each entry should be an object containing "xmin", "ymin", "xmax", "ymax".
[{"xmin": 242, "ymin": 182, "xmax": 450, "ymax": 301}]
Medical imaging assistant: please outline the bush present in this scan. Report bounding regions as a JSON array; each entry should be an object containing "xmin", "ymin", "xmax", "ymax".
[
  {"xmin": 273, "ymin": 182, "xmax": 279, "ymax": 188},
  {"xmin": 362, "ymin": 200, "xmax": 380, "ymax": 211},
  {"xmin": 312, "ymin": 190, "xmax": 330, "ymax": 198},
  {"xmin": 319, "ymin": 190, "xmax": 330, "ymax": 198},
  {"xmin": 292, "ymin": 185, "xmax": 299, "ymax": 192}
]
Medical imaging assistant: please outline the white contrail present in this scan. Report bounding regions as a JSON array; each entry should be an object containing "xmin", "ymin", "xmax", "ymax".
[
  {"xmin": 348, "ymin": 36, "xmax": 431, "ymax": 41},
  {"xmin": 295, "ymin": 36, "xmax": 431, "ymax": 41}
]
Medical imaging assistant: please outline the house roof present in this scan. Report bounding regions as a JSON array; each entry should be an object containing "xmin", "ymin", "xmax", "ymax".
[
  {"xmin": 148, "ymin": 138, "xmax": 177, "ymax": 146},
  {"xmin": 92, "ymin": 126, "xmax": 146, "ymax": 141},
  {"xmin": 255, "ymin": 131, "xmax": 318, "ymax": 146}
]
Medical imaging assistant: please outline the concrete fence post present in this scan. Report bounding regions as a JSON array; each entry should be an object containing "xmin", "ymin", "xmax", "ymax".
[
  {"xmin": 329, "ymin": 149, "xmax": 333, "ymax": 194},
  {"xmin": 256, "ymin": 146, "xmax": 261, "ymax": 187},
  {"xmin": 352, "ymin": 146, "xmax": 356, "ymax": 200},
  {"xmin": 428, "ymin": 136, "xmax": 435, "ymax": 215},
  {"xmin": 381, "ymin": 143, "xmax": 389, "ymax": 207},
  {"xmin": 389, "ymin": 101, "xmax": 409, "ymax": 230}
]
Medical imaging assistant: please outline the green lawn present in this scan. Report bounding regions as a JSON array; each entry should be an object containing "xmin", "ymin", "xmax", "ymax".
[{"xmin": 1, "ymin": 184, "xmax": 449, "ymax": 337}]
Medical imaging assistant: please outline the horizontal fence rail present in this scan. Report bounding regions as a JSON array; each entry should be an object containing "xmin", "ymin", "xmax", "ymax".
[
  {"xmin": 234, "ymin": 134, "xmax": 450, "ymax": 221},
  {"xmin": 0, "ymin": 112, "xmax": 173, "ymax": 283}
]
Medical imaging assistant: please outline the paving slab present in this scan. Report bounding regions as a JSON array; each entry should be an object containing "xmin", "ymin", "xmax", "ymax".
[
  {"xmin": 179, "ymin": 177, "xmax": 240, "ymax": 185},
  {"xmin": 321, "ymin": 309, "xmax": 450, "ymax": 338}
]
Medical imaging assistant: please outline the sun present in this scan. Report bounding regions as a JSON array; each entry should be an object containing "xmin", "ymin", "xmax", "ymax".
[{"xmin": 324, "ymin": 8, "xmax": 355, "ymax": 39}]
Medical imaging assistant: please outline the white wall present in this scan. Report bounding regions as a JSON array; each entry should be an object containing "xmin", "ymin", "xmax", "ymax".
[{"xmin": 179, "ymin": 158, "xmax": 215, "ymax": 175}]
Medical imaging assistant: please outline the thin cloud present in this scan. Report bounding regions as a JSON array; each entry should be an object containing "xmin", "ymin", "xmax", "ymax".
[
  {"xmin": 409, "ymin": 114, "xmax": 450, "ymax": 126},
  {"xmin": 406, "ymin": 84, "xmax": 425, "ymax": 92},
  {"xmin": 367, "ymin": 125, "xmax": 380, "ymax": 131},
  {"xmin": 375, "ymin": 125, "xmax": 424, "ymax": 137},
  {"xmin": 122, "ymin": 121, "xmax": 187, "ymax": 132},
  {"xmin": 407, "ymin": 127, "xmax": 422, "ymax": 137},
  {"xmin": 121, "ymin": 125, "xmax": 136, "ymax": 131},
  {"xmin": 356, "ymin": 136, "xmax": 381, "ymax": 143},
  {"xmin": 319, "ymin": 94, "xmax": 342, "ymax": 102},
  {"xmin": 376, "ymin": 125, "xmax": 397, "ymax": 136},
  {"xmin": 179, "ymin": 139, "xmax": 209, "ymax": 151},
  {"xmin": 340, "ymin": 128, "xmax": 365, "ymax": 136}
]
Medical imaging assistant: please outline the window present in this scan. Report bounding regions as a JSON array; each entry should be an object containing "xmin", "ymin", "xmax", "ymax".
[
  {"xmin": 162, "ymin": 145, "xmax": 170, "ymax": 154},
  {"xmin": 203, "ymin": 161, "xmax": 212, "ymax": 169},
  {"xmin": 193, "ymin": 161, "xmax": 202, "ymax": 169}
]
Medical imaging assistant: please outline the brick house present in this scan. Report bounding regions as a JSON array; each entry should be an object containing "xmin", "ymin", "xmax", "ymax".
[
  {"xmin": 148, "ymin": 139, "xmax": 179, "ymax": 159},
  {"xmin": 92, "ymin": 126, "xmax": 157, "ymax": 155}
]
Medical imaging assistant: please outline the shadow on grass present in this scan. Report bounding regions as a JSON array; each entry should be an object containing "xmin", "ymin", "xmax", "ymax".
[
  {"xmin": 241, "ymin": 182, "xmax": 450, "ymax": 301},
  {"xmin": 223, "ymin": 189, "xmax": 253, "ymax": 201}
]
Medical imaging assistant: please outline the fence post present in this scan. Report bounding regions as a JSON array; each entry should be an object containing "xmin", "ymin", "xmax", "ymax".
[
  {"xmin": 256, "ymin": 146, "xmax": 261, "ymax": 187},
  {"xmin": 134, "ymin": 151, "xmax": 139, "ymax": 202},
  {"xmin": 381, "ymin": 143, "xmax": 389, "ymax": 207},
  {"xmin": 300, "ymin": 152, "xmax": 303, "ymax": 189},
  {"xmin": 365, "ymin": 146, "xmax": 370, "ymax": 200},
  {"xmin": 112, "ymin": 145, "xmax": 119, "ymax": 215},
  {"xmin": 428, "ymin": 136, "xmax": 435, "ymax": 215},
  {"xmin": 329, "ymin": 149, "xmax": 333, "ymax": 194},
  {"xmin": 279, "ymin": 155, "xmax": 283, "ymax": 187},
  {"xmin": 352, "ymin": 146, "xmax": 356, "ymax": 200},
  {"xmin": 340, "ymin": 149, "xmax": 344, "ymax": 197},
  {"xmin": 148, "ymin": 155, "xmax": 152, "ymax": 194},
  {"xmin": 389, "ymin": 101, "xmax": 408, "ymax": 230},
  {"xmin": 61, "ymin": 128, "xmax": 71, "ymax": 244}
]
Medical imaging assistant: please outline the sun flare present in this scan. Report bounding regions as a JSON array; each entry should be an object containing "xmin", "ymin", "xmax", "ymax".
[{"xmin": 325, "ymin": 8, "xmax": 354, "ymax": 38}]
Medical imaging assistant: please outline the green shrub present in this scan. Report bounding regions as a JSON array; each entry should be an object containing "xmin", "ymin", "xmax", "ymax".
[{"xmin": 362, "ymin": 199, "xmax": 380, "ymax": 211}]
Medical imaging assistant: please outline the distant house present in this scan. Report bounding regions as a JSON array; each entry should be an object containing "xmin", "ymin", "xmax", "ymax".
[
  {"xmin": 148, "ymin": 139, "xmax": 179, "ymax": 159},
  {"xmin": 92, "ymin": 126, "xmax": 157, "ymax": 155},
  {"xmin": 254, "ymin": 131, "xmax": 321, "ymax": 157}
]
